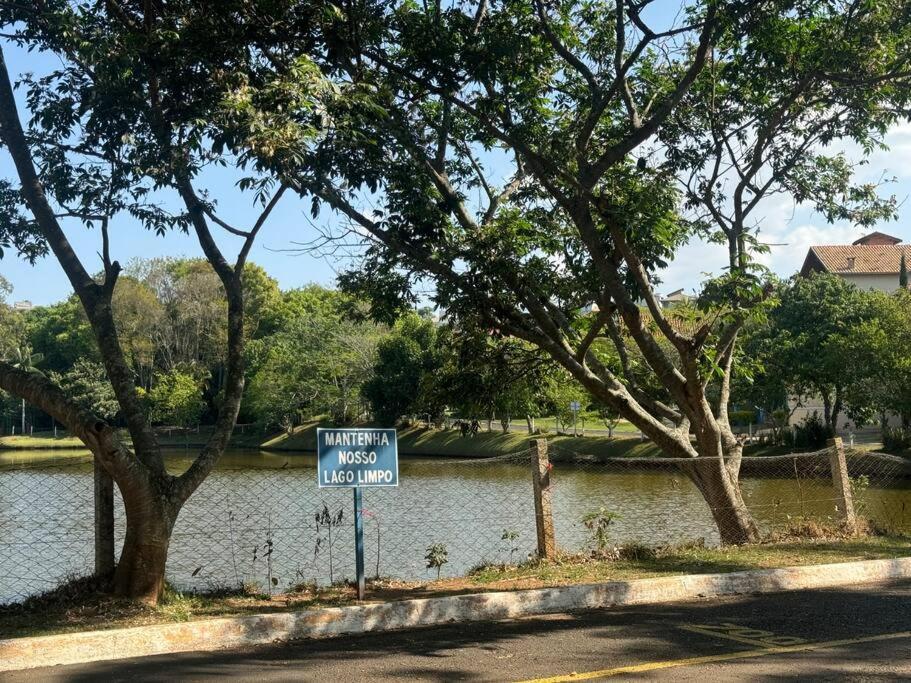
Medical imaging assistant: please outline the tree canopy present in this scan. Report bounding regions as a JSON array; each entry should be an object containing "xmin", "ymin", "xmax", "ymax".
[{"xmin": 219, "ymin": 0, "xmax": 911, "ymax": 543}]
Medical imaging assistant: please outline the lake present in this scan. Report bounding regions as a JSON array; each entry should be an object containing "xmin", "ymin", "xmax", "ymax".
[{"xmin": 1, "ymin": 448, "xmax": 909, "ymax": 604}]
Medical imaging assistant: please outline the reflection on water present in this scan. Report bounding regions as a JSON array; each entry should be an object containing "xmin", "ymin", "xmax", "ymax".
[{"xmin": 1, "ymin": 448, "xmax": 909, "ymax": 603}]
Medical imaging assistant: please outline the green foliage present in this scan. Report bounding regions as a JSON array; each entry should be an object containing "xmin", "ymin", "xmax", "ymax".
[
  {"xmin": 424, "ymin": 543, "xmax": 449, "ymax": 580},
  {"xmin": 500, "ymin": 529, "xmax": 520, "ymax": 565},
  {"xmin": 149, "ymin": 370, "xmax": 205, "ymax": 428},
  {"xmin": 0, "ymin": 275, "xmax": 25, "ymax": 359},
  {"xmin": 24, "ymin": 296, "xmax": 98, "ymax": 375},
  {"xmin": 50, "ymin": 360, "xmax": 119, "ymax": 422},
  {"xmin": 882, "ymin": 427, "xmax": 911, "ymax": 453},
  {"xmin": 792, "ymin": 413, "xmax": 834, "ymax": 450},
  {"xmin": 840, "ymin": 290, "xmax": 911, "ymax": 426},
  {"xmin": 364, "ymin": 313, "xmax": 440, "ymax": 425},
  {"xmin": 765, "ymin": 274, "xmax": 871, "ymax": 429},
  {"xmin": 582, "ymin": 508, "xmax": 620, "ymax": 554},
  {"xmin": 246, "ymin": 286, "xmax": 383, "ymax": 427},
  {"xmin": 850, "ymin": 475, "xmax": 870, "ymax": 516},
  {"xmin": 112, "ymin": 276, "xmax": 163, "ymax": 389},
  {"xmin": 428, "ymin": 329, "xmax": 556, "ymax": 429}
]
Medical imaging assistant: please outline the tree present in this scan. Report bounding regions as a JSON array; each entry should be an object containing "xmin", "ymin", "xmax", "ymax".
[
  {"xmin": 149, "ymin": 370, "xmax": 205, "ymax": 429},
  {"xmin": 25, "ymin": 296, "xmax": 98, "ymax": 375},
  {"xmin": 766, "ymin": 274, "xmax": 870, "ymax": 432},
  {"xmin": 364, "ymin": 313, "xmax": 441, "ymax": 425},
  {"xmin": 901, "ymin": 252, "xmax": 909, "ymax": 290},
  {"xmin": 0, "ymin": 274, "xmax": 24, "ymax": 358},
  {"xmin": 840, "ymin": 290, "xmax": 911, "ymax": 429},
  {"xmin": 6, "ymin": 344, "xmax": 43, "ymax": 434},
  {"xmin": 234, "ymin": 1, "xmax": 911, "ymax": 543},
  {"xmin": 0, "ymin": 276, "xmax": 26, "ymax": 433},
  {"xmin": 112, "ymin": 277, "xmax": 164, "ymax": 391},
  {"xmin": 246, "ymin": 286, "xmax": 383, "ymax": 428},
  {"xmin": 50, "ymin": 360, "xmax": 119, "ymax": 423},
  {"xmin": 0, "ymin": 3, "xmax": 321, "ymax": 603},
  {"xmin": 429, "ymin": 330, "xmax": 553, "ymax": 433}
]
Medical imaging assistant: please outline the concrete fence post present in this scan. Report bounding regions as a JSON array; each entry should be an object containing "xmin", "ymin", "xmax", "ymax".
[
  {"xmin": 827, "ymin": 436, "xmax": 857, "ymax": 534},
  {"xmin": 94, "ymin": 458, "xmax": 115, "ymax": 576},
  {"xmin": 530, "ymin": 439, "xmax": 556, "ymax": 560}
]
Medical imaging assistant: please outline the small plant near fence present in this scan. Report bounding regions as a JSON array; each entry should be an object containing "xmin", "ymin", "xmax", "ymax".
[
  {"xmin": 500, "ymin": 529, "xmax": 520, "ymax": 565},
  {"xmin": 314, "ymin": 503, "xmax": 345, "ymax": 584},
  {"xmin": 251, "ymin": 512, "xmax": 278, "ymax": 594},
  {"xmin": 850, "ymin": 474, "xmax": 870, "ymax": 516},
  {"xmin": 581, "ymin": 507, "xmax": 620, "ymax": 556},
  {"xmin": 425, "ymin": 543, "xmax": 449, "ymax": 580}
]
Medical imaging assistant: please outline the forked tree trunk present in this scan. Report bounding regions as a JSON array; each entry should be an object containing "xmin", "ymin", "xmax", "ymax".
[{"xmin": 683, "ymin": 454, "xmax": 760, "ymax": 545}]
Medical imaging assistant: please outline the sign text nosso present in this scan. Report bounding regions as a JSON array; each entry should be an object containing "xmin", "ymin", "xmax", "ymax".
[{"xmin": 317, "ymin": 428, "xmax": 399, "ymax": 488}]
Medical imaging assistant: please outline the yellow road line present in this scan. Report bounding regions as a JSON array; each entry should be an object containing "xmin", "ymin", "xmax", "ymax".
[
  {"xmin": 515, "ymin": 630, "xmax": 911, "ymax": 682},
  {"xmin": 678, "ymin": 624, "xmax": 802, "ymax": 649}
]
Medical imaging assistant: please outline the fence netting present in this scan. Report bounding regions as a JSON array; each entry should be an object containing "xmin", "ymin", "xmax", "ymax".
[{"xmin": 1, "ymin": 443, "xmax": 909, "ymax": 604}]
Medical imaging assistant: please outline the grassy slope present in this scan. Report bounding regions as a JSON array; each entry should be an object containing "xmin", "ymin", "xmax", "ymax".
[
  {"xmin": 2, "ymin": 534, "xmax": 908, "ymax": 639},
  {"xmin": 258, "ymin": 421, "xmax": 668, "ymax": 459},
  {"xmin": 1, "ymin": 422, "xmax": 794, "ymax": 460},
  {"xmin": 0, "ymin": 434, "xmax": 84, "ymax": 449}
]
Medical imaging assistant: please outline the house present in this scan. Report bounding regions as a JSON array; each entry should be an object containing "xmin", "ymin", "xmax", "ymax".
[
  {"xmin": 660, "ymin": 288, "xmax": 693, "ymax": 308},
  {"xmin": 581, "ymin": 288, "xmax": 693, "ymax": 315},
  {"xmin": 799, "ymin": 231, "xmax": 908, "ymax": 292},
  {"xmin": 12, "ymin": 300, "xmax": 33, "ymax": 312}
]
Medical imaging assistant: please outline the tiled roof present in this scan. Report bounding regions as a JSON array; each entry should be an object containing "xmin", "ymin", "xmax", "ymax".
[
  {"xmin": 803, "ymin": 244, "xmax": 910, "ymax": 275},
  {"xmin": 852, "ymin": 231, "xmax": 902, "ymax": 246}
]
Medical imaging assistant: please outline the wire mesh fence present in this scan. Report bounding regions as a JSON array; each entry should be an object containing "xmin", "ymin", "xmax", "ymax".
[{"xmin": 1, "ymin": 442, "xmax": 909, "ymax": 605}]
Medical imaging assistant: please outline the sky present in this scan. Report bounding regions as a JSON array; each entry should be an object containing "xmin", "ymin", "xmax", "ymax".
[{"xmin": 1, "ymin": 15, "xmax": 911, "ymax": 307}]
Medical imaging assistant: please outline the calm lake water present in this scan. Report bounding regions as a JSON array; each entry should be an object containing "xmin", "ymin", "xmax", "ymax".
[{"xmin": 1, "ymin": 448, "xmax": 909, "ymax": 604}]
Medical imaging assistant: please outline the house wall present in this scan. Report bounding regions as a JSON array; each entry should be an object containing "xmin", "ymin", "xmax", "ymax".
[
  {"xmin": 788, "ymin": 396, "xmax": 902, "ymax": 433},
  {"xmin": 838, "ymin": 273, "xmax": 902, "ymax": 293}
]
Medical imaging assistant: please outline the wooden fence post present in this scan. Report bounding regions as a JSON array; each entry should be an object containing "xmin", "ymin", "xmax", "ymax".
[
  {"xmin": 94, "ymin": 457, "xmax": 115, "ymax": 576},
  {"xmin": 827, "ymin": 436, "xmax": 857, "ymax": 534},
  {"xmin": 530, "ymin": 439, "xmax": 556, "ymax": 560}
]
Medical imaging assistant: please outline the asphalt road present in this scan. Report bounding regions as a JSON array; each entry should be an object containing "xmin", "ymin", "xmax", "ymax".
[{"xmin": 11, "ymin": 581, "xmax": 911, "ymax": 682}]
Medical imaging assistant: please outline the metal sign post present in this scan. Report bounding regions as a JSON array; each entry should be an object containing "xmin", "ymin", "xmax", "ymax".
[
  {"xmin": 353, "ymin": 486, "xmax": 365, "ymax": 599},
  {"xmin": 570, "ymin": 401, "xmax": 581, "ymax": 437},
  {"xmin": 317, "ymin": 428, "xmax": 399, "ymax": 601}
]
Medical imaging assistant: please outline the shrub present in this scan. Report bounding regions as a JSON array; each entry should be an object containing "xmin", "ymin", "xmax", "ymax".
[
  {"xmin": 581, "ymin": 508, "xmax": 619, "ymax": 554},
  {"xmin": 616, "ymin": 542, "xmax": 657, "ymax": 561},
  {"xmin": 793, "ymin": 412, "xmax": 833, "ymax": 449},
  {"xmin": 882, "ymin": 427, "xmax": 911, "ymax": 453},
  {"xmin": 425, "ymin": 543, "xmax": 449, "ymax": 579}
]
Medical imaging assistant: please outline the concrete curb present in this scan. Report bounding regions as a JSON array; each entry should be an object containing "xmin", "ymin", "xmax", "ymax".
[{"xmin": 2, "ymin": 556, "xmax": 910, "ymax": 672}]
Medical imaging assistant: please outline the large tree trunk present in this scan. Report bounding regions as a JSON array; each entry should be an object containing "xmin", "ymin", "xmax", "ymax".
[
  {"xmin": 683, "ymin": 452, "xmax": 760, "ymax": 545},
  {"xmin": 112, "ymin": 488, "xmax": 179, "ymax": 603}
]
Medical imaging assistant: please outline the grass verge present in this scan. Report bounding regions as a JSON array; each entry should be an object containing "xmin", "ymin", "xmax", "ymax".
[{"xmin": 2, "ymin": 534, "xmax": 908, "ymax": 640}]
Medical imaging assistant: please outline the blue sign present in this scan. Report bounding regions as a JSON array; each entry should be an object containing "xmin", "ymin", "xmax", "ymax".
[{"xmin": 317, "ymin": 428, "xmax": 399, "ymax": 488}]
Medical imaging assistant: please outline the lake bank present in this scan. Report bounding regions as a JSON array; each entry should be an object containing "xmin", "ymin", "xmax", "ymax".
[{"xmin": 1, "ymin": 422, "xmax": 798, "ymax": 461}]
